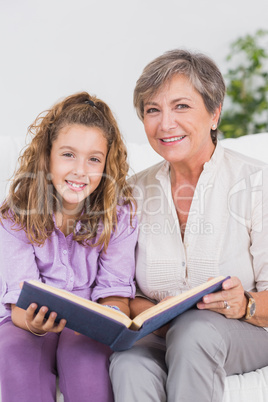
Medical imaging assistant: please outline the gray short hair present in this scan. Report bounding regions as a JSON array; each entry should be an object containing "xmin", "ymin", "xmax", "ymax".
[{"xmin": 134, "ymin": 49, "xmax": 226, "ymax": 142}]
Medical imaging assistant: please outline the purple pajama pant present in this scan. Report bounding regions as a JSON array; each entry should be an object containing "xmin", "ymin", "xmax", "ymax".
[{"xmin": 0, "ymin": 318, "xmax": 114, "ymax": 402}]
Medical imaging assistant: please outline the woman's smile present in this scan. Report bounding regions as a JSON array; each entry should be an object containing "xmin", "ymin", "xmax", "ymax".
[{"xmin": 160, "ymin": 135, "xmax": 186, "ymax": 144}]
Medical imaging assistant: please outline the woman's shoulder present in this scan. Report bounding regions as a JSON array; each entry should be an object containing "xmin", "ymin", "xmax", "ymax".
[
  {"xmin": 222, "ymin": 146, "xmax": 268, "ymax": 168},
  {"xmin": 221, "ymin": 146, "xmax": 268, "ymax": 183}
]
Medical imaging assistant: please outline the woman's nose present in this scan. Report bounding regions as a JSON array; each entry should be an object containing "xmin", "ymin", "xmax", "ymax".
[{"xmin": 160, "ymin": 109, "xmax": 177, "ymax": 132}]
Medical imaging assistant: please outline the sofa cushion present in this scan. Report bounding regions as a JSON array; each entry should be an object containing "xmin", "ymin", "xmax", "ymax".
[{"xmin": 1, "ymin": 133, "xmax": 268, "ymax": 203}]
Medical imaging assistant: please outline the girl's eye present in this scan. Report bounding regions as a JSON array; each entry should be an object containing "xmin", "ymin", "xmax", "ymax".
[
  {"xmin": 63, "ymin": 152, "xmax": 74, "ymax": 158},
  {"xmin": 90, "ymin": 157, "xmax": 101, "ymax": 163}
]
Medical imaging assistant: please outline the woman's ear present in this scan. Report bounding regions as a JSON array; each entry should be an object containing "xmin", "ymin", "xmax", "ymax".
[{"xmin": 212, "ymin": 104, "xmax": 222, "ymax": 128}]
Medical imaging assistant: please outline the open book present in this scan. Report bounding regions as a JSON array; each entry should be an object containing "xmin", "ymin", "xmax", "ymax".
[{"xmin": 16, "ymin": 276, "xmax": 228, "ymax": 351}]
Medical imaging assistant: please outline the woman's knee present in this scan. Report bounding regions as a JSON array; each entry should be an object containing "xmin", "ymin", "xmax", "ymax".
[
  {"xmin": 110, "ymin": 336, "xmax": 167, "ymax": 384},
  {"xmin": 167, "ymin": 309, "xmax": 227, "ymax": 355},
  {"xmin": 110, "ymin": 347, "xmax": 167, "ymax": 402},
  {"xmin": 110, "ymin": 349, "xmax": 141, "ymax": 380}
]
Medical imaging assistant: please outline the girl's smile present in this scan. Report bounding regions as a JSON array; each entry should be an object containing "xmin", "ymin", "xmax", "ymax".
[{"xmin": 65, "ymin": 180, "xmax": 87, "ymax": 191}]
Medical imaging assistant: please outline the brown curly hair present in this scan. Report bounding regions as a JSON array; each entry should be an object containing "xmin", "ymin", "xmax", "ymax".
[{"xmin": 0, "ymin": 92, "xmax": 135, "ymax": 251}]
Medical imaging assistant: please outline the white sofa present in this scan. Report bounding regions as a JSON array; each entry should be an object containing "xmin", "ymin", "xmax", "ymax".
[{"xmin": 1, "ymin": 133, "xmax": 268, "ymax": 401}]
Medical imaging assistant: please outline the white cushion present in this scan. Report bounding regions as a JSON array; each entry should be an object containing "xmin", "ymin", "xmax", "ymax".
[
  {"xmin": 127, "ymin": 132, "xmax": 268, "ymax": 175},
  {"xmin": 223, "ymin": 367, "xmax": 268, "ymax": 401}
]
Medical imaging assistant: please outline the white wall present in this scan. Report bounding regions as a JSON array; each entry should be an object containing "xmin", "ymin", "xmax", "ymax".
[{"xmin": 1, "ymin": 0, "xmax": 268, "ymax": 144}]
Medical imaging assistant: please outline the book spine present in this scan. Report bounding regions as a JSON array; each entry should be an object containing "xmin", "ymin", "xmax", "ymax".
[{"xmin": 110, "ymin": 327, "xmax": 140, "ymax": 351}]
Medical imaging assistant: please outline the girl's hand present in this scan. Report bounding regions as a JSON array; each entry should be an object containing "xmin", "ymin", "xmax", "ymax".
[
  {"xmin": 196, "ymin": 276, "xmax": 247, "ymax": 319},
  {"xmin": 25, "ymin": 303, "xmax": 67, "ymax": 335}
]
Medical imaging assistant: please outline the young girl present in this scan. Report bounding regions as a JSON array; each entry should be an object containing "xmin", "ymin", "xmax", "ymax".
[{"xmin": 0, "ymin": 92, "xmax": 137, "ymax": 402}]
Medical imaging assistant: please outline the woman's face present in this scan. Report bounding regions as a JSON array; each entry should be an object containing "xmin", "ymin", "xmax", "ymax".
[
  {"xmin": 49, "ymin": 124, "xmax": 108, "ymax": 214},
  {"xmin": 143, "ymin": 74, "xmax": 221, "ymax": 169}
]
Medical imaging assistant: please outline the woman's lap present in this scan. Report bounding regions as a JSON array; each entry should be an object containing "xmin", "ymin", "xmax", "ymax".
[{"xmin": 110, "ymin": 309, "xmax": 268, "ymax": 402}]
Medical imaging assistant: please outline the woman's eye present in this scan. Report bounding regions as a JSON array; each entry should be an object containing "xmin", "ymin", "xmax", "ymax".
[
  {"xmin": 176, "ymin": 104, "xmax": 189, "ymax": 110},
  {"xmin": 145, "ymin": 107, "xmax": 159, "ymax": 114}
]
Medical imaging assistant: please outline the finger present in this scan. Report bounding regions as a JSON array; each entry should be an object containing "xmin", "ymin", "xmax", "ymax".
[
  {"xmin": 45, "ymin": 319, "xmax": 67, "ymax": 333},
  {"xmin": 43, "ymin": 311, "xmax": 58, "ymax": 328},
  {"xmin": 56, "ymin": 319, "xmax": 67, "ymax": 332},
  {"xmin": 197, "ymin": 300, "xmax": 227, "ymax": 310},
  {"xmin": 25, "ymin": 303, "xmax": 38, "ymax": 321},
  {"xmin": 32, "ymin": 306, "xmax": 49, "ymax": 326},
  {"xmin": 203, "ymin": 287, "xmax": 234, "ymax": 305},
  {"xmin": 197, "ymin": 302, "xmax": 233, "ymax": 319},
  {"xmin": 222, "ymin": 276, "xmax": 241, "ymax": 290},
  {"xmin": 42, "ymin": 313, "xmax": 67, "ymax": 333}
]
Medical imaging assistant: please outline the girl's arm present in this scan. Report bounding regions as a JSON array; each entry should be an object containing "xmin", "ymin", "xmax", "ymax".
[
  {"xmin": 129, "ymin": 296, "xmax": 155, "ymax": 318},
  {"xmin": 130, "ymin": 297, "xmax": 170, "ymax": 338},
  {"xmin": 98, "ymin": 296, "xmax": 130, "ymax": 316},
  {"xmin": 11, "ymin": 303, "xmax": 66, "ymax": 335}
]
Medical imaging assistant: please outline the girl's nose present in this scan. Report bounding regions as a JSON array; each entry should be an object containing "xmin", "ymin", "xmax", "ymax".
[{"xmin": 73, "ymin": 159, "xmax": 87, "ymax": 176}]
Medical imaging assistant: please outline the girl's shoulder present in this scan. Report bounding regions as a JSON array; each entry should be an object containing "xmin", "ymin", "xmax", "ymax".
[
  {"xmin": 0, "ymin": 213, "xmax": 28, "ymax": 242},
  {"xmin": 116, "ymin": 200, "xmax": 137, "ymax": 224}
]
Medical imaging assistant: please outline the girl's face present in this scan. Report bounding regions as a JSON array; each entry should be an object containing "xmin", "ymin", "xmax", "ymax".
[{"xmin": 50, "ymin": 124, "xmax": 108, "ymax": 213}]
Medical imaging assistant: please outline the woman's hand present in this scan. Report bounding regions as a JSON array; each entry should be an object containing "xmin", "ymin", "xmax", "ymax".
[{"xmin": 196, "ymin": 276, "xmax": 247, "ymax": 319}]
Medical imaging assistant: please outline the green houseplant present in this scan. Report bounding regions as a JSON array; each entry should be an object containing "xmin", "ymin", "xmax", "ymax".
[{"xmin": 219, "ymin": 29, "xmax": 268, "ymax": 138}]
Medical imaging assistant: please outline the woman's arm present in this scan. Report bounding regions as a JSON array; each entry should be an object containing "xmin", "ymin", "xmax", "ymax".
[{"xmin": 242, "ymin": 290, "xmax": 268, "ymax": 327}]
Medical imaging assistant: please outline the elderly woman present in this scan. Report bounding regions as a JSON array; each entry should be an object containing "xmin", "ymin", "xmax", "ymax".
[{"xmin": 109, "ymin": 49, "xmax": 268, "ymax": 401}]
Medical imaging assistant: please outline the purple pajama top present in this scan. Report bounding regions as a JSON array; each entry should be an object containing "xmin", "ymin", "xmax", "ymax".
[{"xmin": 0, "ymin": 204, "xmax": 137, "ymax": 322}]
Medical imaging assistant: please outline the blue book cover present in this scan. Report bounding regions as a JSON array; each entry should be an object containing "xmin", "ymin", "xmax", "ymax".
[{"xmin": 16, "ymin": 276, "xmax": 229, "ymax": 351}]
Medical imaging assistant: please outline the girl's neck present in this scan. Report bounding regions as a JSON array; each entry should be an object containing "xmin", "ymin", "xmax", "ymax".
[{"xmin": 55, "ymin": 210, "xmax": 81, "ymax": 236}]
